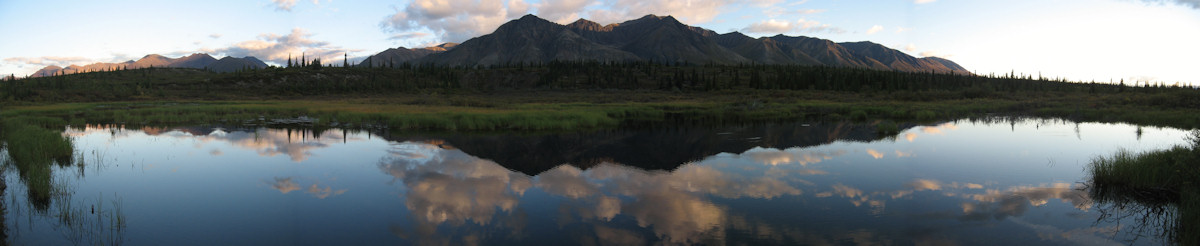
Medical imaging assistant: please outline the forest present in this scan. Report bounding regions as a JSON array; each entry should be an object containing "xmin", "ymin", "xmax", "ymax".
[{"xmin": 1, "ymin": 62, "xmax": 1198, "ymax": 131}]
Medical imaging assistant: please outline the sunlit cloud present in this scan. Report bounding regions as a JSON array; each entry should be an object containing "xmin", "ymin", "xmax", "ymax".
[
  {"xmin": 207, "ymin": 28, "xmax": 360, "ymax": 67},
  {"xmin": 740, "ymin": 18, "xmax": 845, "ymax": 34},
  {"xmin": 914, "ymin": 0, "xmax": 937, "ymax": 4},
  {"xmin": 535, "ymin": 0, "xmax": 591, "ymax": 23},
  {"xmin": 919, "ymin": 50, "xmax": 952, "ymax": 58},
  {"xmin": 894, "ymin": 150, "xmax": 913, "ymax": 157},
  {"xmin": 584, "ymin": 0, "xmax": 779, "ymax": 26},
  {"xmin": 866, "ymin": 25, "xmax": 883, "ymax": 35},
  {"xmin": 764, "ymin": 7, "xmax": 825, "ymax": 17},
  {"xmin": 387, "ymin": 32, "xmax": 431, "ymax": 41},
  {"xmin": 904, "ymin": 44, "xmax": 917, "ymax": 52},
  {"xmin": 380, "ymin": 0, "xmax": 527, "ymax": 43},
  {"xmin": 271, "ymin": 0, "xmax": 297, "ymax": 11},
  {"xmin": 2, "ymin": 56, "xmax": 93, "ymax": 69}
]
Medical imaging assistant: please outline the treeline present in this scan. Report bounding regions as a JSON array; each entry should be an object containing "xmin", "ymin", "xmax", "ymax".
[{"xmin": 1, "ymin": 61, "xmax": 1196, "ymax": 103}]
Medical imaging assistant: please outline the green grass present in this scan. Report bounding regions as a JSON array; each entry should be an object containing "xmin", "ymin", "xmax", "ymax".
[
  {"xmin": 1, "ymin": 116, "xmax": 75, "ymax": 210},
  {"xmin": 1088, "ymin": 131, "xmax": 1199, "ymax": 245}
]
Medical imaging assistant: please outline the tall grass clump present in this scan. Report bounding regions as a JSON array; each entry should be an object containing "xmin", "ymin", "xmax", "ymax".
[
  {"xmin": 1, "ymin": 116, "xmax": 73, "ymax": 166},
  {"xmin": 1088, "ymin": 131, "xmax": 1199, "ymax": 245},
  {"xmin": 0, "ymin": 116, "xmax": 75, "ymax": 210}
]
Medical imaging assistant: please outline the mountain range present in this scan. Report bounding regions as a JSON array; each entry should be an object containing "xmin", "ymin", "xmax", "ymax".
[
  {"xmin": 31, "ymin": 53, "xmax": 267, "ymax": 77},
  {"xmin": 31, "ymin": 14, "xmax": 967, "ymax": 77},
  {"xmin": 361, "ymin": 14, "xmax": 968, "ymax": 74}
]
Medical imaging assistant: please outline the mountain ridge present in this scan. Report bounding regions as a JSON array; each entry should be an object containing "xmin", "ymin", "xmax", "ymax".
[
  {"xmin": 32, "ymin": 14, "xmax": 967, "ymax": 77},
  {"xmin": 382, "ymin": 14, "xmax": 968, "ymax": 74},
  {"xmin": 32, "ymin": 53, "xmax": 267, "ymax": 77}
]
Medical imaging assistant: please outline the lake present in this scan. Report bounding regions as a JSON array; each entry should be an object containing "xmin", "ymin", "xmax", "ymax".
[{"xmin": 1, "ymin": 118, "xmax": 1190, "ymax": 245}]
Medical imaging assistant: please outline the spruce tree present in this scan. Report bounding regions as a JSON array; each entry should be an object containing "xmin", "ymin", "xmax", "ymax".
[{"xmin": 343, "ymin": 53, "xmax": 349, "ymax": 67}]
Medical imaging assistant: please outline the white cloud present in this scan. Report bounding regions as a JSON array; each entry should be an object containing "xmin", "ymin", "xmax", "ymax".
[
  {"xmin": 584, "ymin": 0, "xmax": 762, "ymax": 25},
  {"xmin": 895, "ymin": 27, "xmax": 911, "ymax": 33},
  {"xmin": 764, "ymin": 6, "xmax": 824, "ymax": 17},
  {"xmin": 914, "ymin": 0, "xmax": 936, "ymax": 4},
  {"xmin": 920, "ymin": 50, "xmax": 952, "ymax": 58},
  {"xmin": 208, "ymin": 28, "xmax": 360, "ymax": 66},
  {"xmin": 904, "ymin": 43, "xmax": 917, "ymax": 52},
  {"xmin": 2, "ymin": 56, "xmax": 93, "ymax": 68},
  {"xmin": 741, "ymin": 19, "xmax": 794, "ymax": 33},
  {"xmin": 740, "ymin": 18, "xmax": 845, "ymax": 34},
  {"xmin": 209, "ymin": 33, "xmax": 222, "ymax": 39},
  {"xmin": 380, "ymin": 0, "xmax": 526, "ymax": 43},
  {"xmin": 507, "ymin": 0, "xmax": 531, "ymax": 17},
  {"xmin": 1138, "ymin": 0, "xmax": 1200, "ymax": 9},
  {"xmin": 387, "ymin": 32, "xmax": 432, "ymax": 40},
  {"xmin": 271, "ymin": 0, "xmax": 297, "ymax": 11},
  {"xmin": 536, "ymin": 0, "xmax": 592, "ymax": 23},
  {"xmin": 866, "ymin": 25, "xmax": 883, "ymax": 35}
]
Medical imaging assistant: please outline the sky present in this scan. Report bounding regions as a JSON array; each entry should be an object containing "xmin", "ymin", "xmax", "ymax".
[{"xmin": 1, "ymin": 0, "xmax": 1197, "ymax": 84}]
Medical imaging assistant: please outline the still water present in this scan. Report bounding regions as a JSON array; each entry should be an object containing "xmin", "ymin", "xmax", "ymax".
[{"xmin": 1, "ymin": 118, "xmax": 1191, "ymax": 245}]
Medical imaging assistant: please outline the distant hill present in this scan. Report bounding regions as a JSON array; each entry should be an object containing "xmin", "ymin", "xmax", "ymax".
[
  {"xmin": 356, "ymin": 44, "xmax": 456, "ymax": 67},
  {"xmin": 381, "ymin": 14, "xmax": 968, "ymax": 74},
  {"xmin": 31, "ymin": 53, "xmax": 266, "ymax": 77},
  {"xmin": 206, "ymin": 56, "xmax": 268, "ymax": 73}
]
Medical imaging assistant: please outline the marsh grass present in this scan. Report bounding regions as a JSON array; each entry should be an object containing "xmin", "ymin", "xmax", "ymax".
[
  {"xmin": 1088, "ymin": 131, "xmax": 1199, "ymax": 245},
  {"xmin": 1, "ymin": 116, "xmax": 75, "ymax": 211}
]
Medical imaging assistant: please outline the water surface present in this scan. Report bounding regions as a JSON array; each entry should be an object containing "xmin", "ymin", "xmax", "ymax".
[{"xmin": 1, "ymin": 118, "xmax": 1190, "ymax": 245}]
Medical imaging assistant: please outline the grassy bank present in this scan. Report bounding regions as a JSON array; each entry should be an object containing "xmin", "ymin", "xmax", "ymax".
[
  {"xmin": 1088, "ymin": 132, "xmax": 1199, "ymax": 245},
  {"xmin": 3, "ymin": 88, "xmax": 1199, "ymax": 133},
  {"xmin": 3, "ymin": 63, "xmax": 1199, "ymax": 131}
]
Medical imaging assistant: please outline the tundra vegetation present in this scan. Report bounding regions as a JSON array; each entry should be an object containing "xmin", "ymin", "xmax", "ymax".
[{"xmin": 1, "ymin": 62, "xmax": 1198, "ymax": 244}]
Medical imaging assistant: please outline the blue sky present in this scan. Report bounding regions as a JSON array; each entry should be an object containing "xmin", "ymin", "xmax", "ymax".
[{"xmin": 1, "ymin": 0, "xmax": 1197, "ymax": 84}]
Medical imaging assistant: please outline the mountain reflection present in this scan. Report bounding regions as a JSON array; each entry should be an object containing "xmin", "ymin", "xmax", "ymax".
[
  {"xmin": 64, "ymin": 124, "xmax": 365, "ymax": 162},
  {"xmin": 380, "ymin": 140, "xmax": 814, "ymax": 244},
  {"xmin": 30, "ymin": 118, "xmax": 1182, "ymax": 245},
  {"xmin": 377, "ymin": 136, "xmax": 1112, "ymax": 245}
]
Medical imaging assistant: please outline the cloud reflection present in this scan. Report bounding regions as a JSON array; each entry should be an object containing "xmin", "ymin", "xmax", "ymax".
[
  {"xmin": 67, "ymin": 125, "xmax": 366, "ymax": 162},
  {"xmin": 266, "ymin": 177, "xmax": 347, "ymax": 199},
  {"xmin": 739, "ymin": 147, "xmax": 846, "ymax": 166},
  {"xmin": 959, "ymin": 183, "xmax": 1091, "ymax": 221},
  {"xmin": 378, "ymin": 140, "xmax": 807, "ymax": 244}
]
